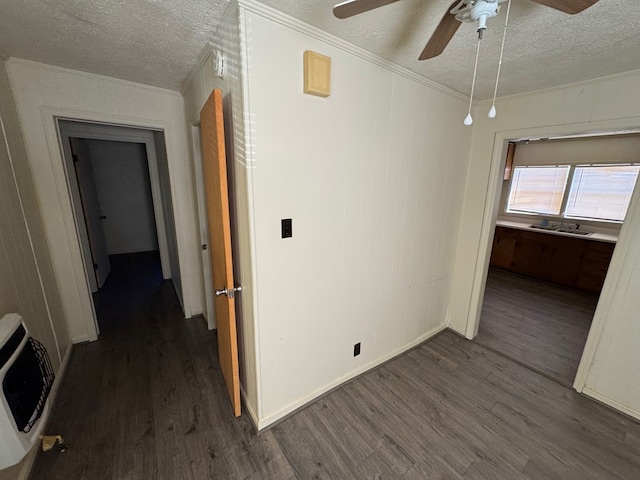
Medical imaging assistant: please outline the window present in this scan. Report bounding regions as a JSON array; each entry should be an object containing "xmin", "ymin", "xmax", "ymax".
[
  {"xmin": 506, "ymin": 163, "xmax": 639, "ymax": 222},
  {"xmin": 565, "ymin": 165, "xmax": 640, "ymax": 221},
  {"xmin": 507, "ymin": 166, "xmax": 570, "ymax": 215}
]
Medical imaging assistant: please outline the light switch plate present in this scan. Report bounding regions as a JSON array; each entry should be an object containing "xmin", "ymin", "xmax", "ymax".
[{"xmin": 281, "ymin": 219, "xmax": 292, "ymax": 238}]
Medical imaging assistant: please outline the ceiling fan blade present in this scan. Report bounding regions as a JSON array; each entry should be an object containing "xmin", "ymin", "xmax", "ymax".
[
  {"xmin": 419, "ymin": 1, "xmax": 462, "ymax": 60},
  {"xmin": 529, "ymin": 0, "xmax": 599, "ymax": 14},
  {"xmin": 333, "ymin": 0, "xmax": 402, "ymax": 19}
]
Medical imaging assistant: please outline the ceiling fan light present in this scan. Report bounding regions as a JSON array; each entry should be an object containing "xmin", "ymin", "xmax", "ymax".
[
  {"xmin": 488, "ymin": 105, "xmax": 497, "ymax": 118},
  {"xmin": 464, "ymin": 113, "xmax": 474, "ymax": 125},
  {"xmin": 470, "ymin": 1, "xmax": 500, "ymax": 30}
]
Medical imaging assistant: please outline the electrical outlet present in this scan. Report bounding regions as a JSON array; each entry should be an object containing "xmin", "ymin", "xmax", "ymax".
[
  {"xmin": 281, "ymin": 218, "xmax": 292, "ymax": 238},
  {"xmin": 354, "ymin": 342, "xmax": 361, "ymax": 357}
]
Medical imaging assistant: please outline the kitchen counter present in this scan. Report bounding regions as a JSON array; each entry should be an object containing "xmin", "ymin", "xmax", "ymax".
[{"xmin": 496, "ymin": 220, "xmax": 618, "ymax": 243}]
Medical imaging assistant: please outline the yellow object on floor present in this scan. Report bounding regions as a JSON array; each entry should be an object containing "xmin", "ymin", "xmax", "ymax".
[{"xmin": 40, "ymin": 435, "xmax": 66, "ymax": 452}]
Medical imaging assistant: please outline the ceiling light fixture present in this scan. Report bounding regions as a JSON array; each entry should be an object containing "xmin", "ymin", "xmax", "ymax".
[
  {"xmin": 462, "ymin": 0, "xmax": 511, "ymax": 125},
  {"xmin": 332, "ymin": 0, "xmax": 599, "ymax": 125},
  {"xmin": 452, "ymin": 0, "xmax": 500, "ymax": 40}
]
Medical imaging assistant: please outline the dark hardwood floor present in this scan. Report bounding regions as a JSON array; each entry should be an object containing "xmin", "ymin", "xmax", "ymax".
[
  {"xmin": 475, "ymin": 267, "xmax": 598, "ymax": 386},
  {"xmin": 31, "ymin": 254, "xmax": 640, "ymax": 479}
]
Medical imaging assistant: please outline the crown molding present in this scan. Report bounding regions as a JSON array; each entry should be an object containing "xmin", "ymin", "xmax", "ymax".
[
  {"xmin": 181, "ymin": 43, "xmax": 215, "ymax": 96},
  {"xmin": 237, "ymin": 0, "xmax": 467, "ymax": 103},
  {"xmin": 476, "ymin": 68, "xmax": 640, "ymax": 106}
]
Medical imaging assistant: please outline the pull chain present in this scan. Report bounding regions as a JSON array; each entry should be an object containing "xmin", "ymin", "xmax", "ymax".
[
  {"xmin": 489, "ymin": 0, "xmax": 512, "ymax": 118},
  {"xmin": 464, "ymin": 37, "xmax": 482, "ymax": 126}
]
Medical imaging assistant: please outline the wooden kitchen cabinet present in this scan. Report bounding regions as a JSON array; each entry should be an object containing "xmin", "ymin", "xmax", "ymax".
[
  {"xmin": 490, "ymin": 226, "xmax": 615, "ymax": 294},
  {"xmin": 511, "ymin": 231, "xmax": 546, "ymax": 278},
  {"xmin": 576, "ymin": 241, "xmax": 616, "ymax": 293},
  {"xmin": 490, "ymin": 227, "xmax": 519, "ymax": 269}
]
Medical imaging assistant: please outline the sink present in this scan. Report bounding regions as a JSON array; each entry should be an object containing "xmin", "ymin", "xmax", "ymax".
[
  {"xmin": 529, "ymin": 225, "xmax": 592, "ymax": 236},
  {"xmin": 529, "ymin": 225, "xmax": 557, "ymax": 231},
  {"xmin": 557, "ymin": 229, "xmax": 592, "ymax": 236}
]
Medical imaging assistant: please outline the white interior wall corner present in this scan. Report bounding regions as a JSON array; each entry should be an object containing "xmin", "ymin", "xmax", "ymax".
[
  {"xmin": 239, "ymin": 5, "xmax": 471, "ymax": 427},
  {"xmin": 0, "ymin": 60, "xmax": 70, "ymax": 366},
  {"xmin": 236, "ymin": 2, "xmax": 263, "ymax": 421}
]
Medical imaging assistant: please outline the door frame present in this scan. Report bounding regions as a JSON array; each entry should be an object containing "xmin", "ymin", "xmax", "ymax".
[
  {"xmin": 190, "ymin": 122, "xmax": 216, "ymax": 329},
  {"xmin": 462, "ymin": 121, "xmax": 640, "ymax": 393},
  {"xmin": 41, "ymin": 106, "xmax": 180, "ymax": 342},
  {"xmin": 58, "ymin": 120, "xmax": 171, "ymax": 284}
]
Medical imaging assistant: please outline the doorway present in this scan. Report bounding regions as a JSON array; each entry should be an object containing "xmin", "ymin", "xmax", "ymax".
[
  {"xmin": 57, "ymin": 120, "xmax": 180, "ymax": 335},
  {"xmin": 473, "ymin": 133, "xmax": 640, "ymax": 386}
]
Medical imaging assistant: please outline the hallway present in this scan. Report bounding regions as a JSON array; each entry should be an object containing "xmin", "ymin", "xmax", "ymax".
[{"xmin": 30, "ymin": 252, "xmax": 274, "ymax": 478}]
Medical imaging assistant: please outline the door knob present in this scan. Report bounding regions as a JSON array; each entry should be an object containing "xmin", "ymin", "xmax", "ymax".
[{"xmin": 215, "ymin": 286, "xmax": 242, "ymax": 299}]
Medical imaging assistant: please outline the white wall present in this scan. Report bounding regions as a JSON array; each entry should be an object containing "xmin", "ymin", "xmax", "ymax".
[
  {"xmin": 184, "ymin": 1, "xmax": 472, "ymax": 428},
  {"xmin": 448, "ymin": 69, "xmax": 640, "ymax": 419},
  {"xmin": 511, "ymin": 134, "xmax": 640, "ymax": 167},
  {"xmin": 0, "ymin": 59, "xmax": 68, "ymax": 366},
  {"xmin": 7, "ymin": 59, "xmax": 202, "ymax": 343},
  {"xmin": 87, "ymin": 140, "xmax": 158, "ymax": 255},
  {"xmin": 239, "ymin": 2, "xmax": 471, "ymax": 427},
  {"xmin": 153, "ymin": 130, "xmax": 183, "ymax": 306},
  {"xmin": 0, "ymin": 58, "xmax": 69, "ymax": 480}
]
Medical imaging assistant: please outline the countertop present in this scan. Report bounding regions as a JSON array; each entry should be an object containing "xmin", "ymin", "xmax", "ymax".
[{"xmin": 496, "ymin": 220, "xmax": 618, "ymax": 243}]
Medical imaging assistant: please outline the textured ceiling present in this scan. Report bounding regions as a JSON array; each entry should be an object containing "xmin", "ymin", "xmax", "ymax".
[
  {"xmin": 0, "ymin": 0, "xmax": 229, "ymax": 91},
  {"xmin": 260, "ymin": 0, "xmax": 640, "ymax": 99},
  {"xmin": 1, "ymin": 0, "xmax": 639, "ymax": 98}
]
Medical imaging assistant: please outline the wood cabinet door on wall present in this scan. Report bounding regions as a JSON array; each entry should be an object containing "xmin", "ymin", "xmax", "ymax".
[
  {"xmin": 490, "ymin": 227, "xmax": 519, "ymax": 269},
  {"xmin": 512, "ymin": 231, "xmax": 546, "ymax": 277},
  {"xmin": 577, "ymin": 242, "xmax": 615, "ymax": 293},
  {"xmin": 540, "ymin": 235, "xmax": 582, "ymax": 287}
]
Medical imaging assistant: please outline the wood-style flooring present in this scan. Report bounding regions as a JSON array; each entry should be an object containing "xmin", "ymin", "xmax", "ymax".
[
  {"xmin": 31, "ymin": 253, "xmax": 640, "ymax": 479},
  {"xmin": 475, "ymin": 267, "xmax": 597, "ymax": 386}
]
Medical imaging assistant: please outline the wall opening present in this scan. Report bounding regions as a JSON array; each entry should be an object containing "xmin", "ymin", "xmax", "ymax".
[
  {"xmin": 56, "ymin": 120, "xmax": 180, "ymax": 336},
  {"xmin": 471, "ymin": 132, "xmax": 640, "ymax": 387}
]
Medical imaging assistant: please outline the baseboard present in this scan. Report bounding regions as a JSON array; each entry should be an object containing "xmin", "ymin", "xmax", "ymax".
[
  {"xmin": 257, "ymin": 323, "xmax": 448, "ymax": 430},
  {"xmin": 240, "ymin": 385, "xmax": 259, "ymax": 430},
  {"xmin": 582, "ymin": 387, "xmax": 640, "ymax": 422},
  {"xmin": 70, "ymin": 335, "xmax": 90, "ymax": 344},
  {"xmin": 16, "ymin": 344, "xmax": 73, "ymax": 480}
]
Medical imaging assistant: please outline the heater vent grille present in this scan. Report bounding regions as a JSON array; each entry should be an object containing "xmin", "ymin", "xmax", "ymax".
[{"xmin": 3, "ymin": 338, "xmax": 54, "ymax": 433}]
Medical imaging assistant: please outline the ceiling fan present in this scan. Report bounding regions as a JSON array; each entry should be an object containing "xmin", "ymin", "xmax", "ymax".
[{"xmin": 333, "ymin": 0, "xmax": 600, "ymax": 60}]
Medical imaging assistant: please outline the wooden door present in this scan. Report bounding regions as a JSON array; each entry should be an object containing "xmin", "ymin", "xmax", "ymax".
[
  {"xmin": 70, "ymin": 138, "xmax": 111, "ymax": 289},
  {"xmin": 200, "ymin": 89, "xmax": 241, "ymax": 417}
]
